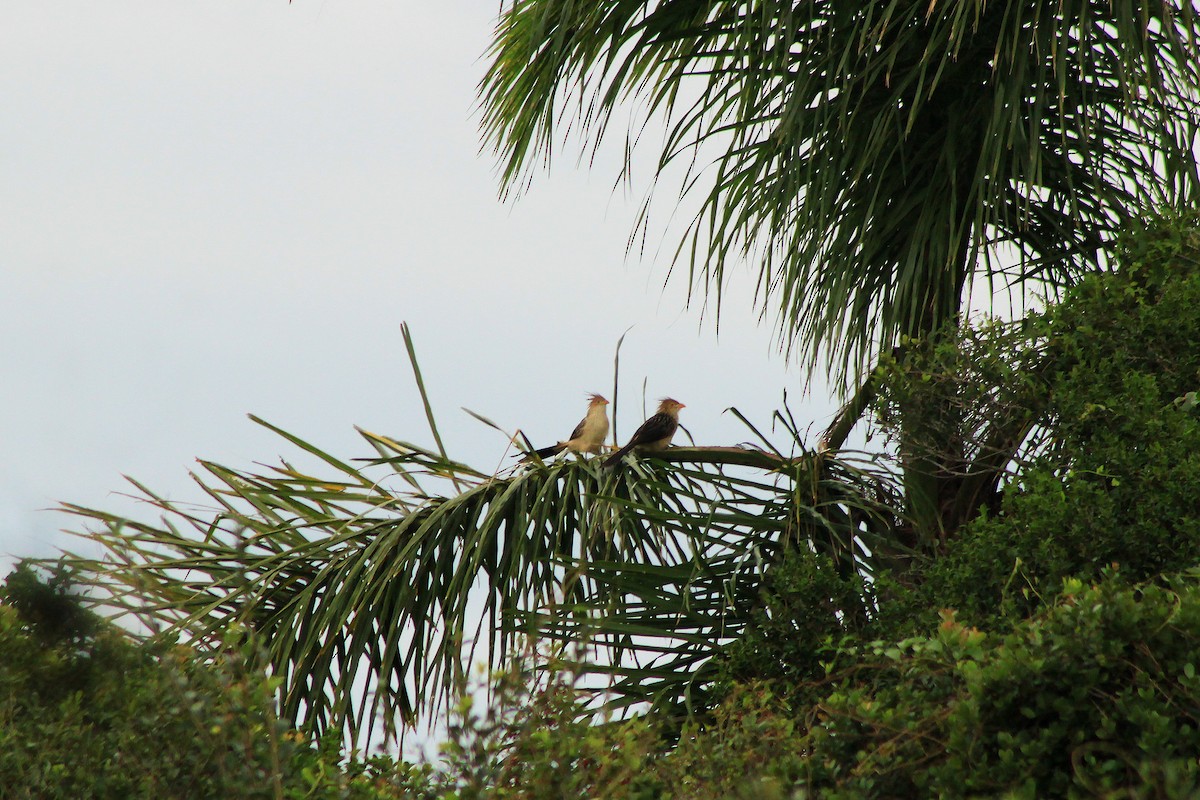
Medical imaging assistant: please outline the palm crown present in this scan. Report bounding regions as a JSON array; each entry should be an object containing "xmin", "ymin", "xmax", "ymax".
[{"xmin": 482, "ymin": 0, "xmax": 1200, "ymax": 384}]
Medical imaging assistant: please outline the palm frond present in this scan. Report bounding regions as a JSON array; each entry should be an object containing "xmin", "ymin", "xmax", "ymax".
[
  {"xmin": 63, "ymin": 414, "xmax": 902, "ymax": 745},
  {"xmin": 527, "ymin": 450, "xmax": 906, "ymax": 718},
  {"xmin": 481, "ymin": 0, "xmax": 1200, "ymax": 387}
]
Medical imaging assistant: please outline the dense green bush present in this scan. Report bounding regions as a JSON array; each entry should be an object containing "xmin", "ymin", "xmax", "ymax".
[
  {"xmin": 800, "ymin": 576, "xmax": 1200, "ymax": 798},
  {"xmin": 918, "ymin": 214, "xmax": 1200, "ymax": 628},
  {"xmin": 491, "ymin": 682, "xmax": 663, "ymax": 800},
  {"xmin": 0, "ymin": 563, "xmax": 436, "ymax": 800},
  {"xmin": 481, "ymin": 574, "xmax": 1200, "ymax": 798},
  {"xmin": 718, "ymin": 213, "xmax": 1200, "ymax": 668},
  {"xmin": 716, "ymin": 546, "xmax": 871, "ymax": 693}
]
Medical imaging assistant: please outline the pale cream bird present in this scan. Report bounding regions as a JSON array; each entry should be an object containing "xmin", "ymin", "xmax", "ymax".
[
  {"xmin": 520, "ymin": 394, "xmax": 610, "ymax": 461},
  {"xmin": 604, "ymin": 398, "xmax": 685, "ymax": 467}
]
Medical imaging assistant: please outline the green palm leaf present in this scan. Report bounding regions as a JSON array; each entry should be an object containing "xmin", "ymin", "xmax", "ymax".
[
  {"xmin": 65, "ymin": 410, "xmax": 901, "ymax": 744},
  {"xmin": 481, "ymin": 0, "xmax": 1200, "ymax": 386}
]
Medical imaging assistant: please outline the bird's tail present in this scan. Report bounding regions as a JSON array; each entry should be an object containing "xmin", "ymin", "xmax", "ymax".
[
  {"xmin": 602, "ymin": 444, "xmax": 633, "ymax": 468},
  {"xmin": 518, "ymin": 444, "xmax": 566, "ymax": 462}
]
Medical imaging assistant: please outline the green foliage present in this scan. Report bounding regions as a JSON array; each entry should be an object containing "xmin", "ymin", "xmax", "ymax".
[
  {"xmin": 65, "ymin": 392, "xmax": 901, "ymax": 739},
  {"xmin": 3, "ymin": 561, "xmax": 97, "ymax": 646},
  {"xmin": 0, "ymin": 563, "xmax": 436, "ymax": 800},
  {"xmin": 872, "ymin": 316, "xmax": 1053, "ymax": 540},
  {"xmin": 655, "ymin": 684, "xmax": 807, "ymax": 800},
  {"xmin": 455, "ymin": 575, "xmax": 1200, "ymax": 798},
  {"xmin": 798, "ymin": 576, "xmax": 1200, "ymax": 798},
  {"xmin": 427, "ymin": 664, "xmax": 804, "ymax": 800},
  {"xmin": 482, "ymin": 0, "xmax": 1200, "ymax": 383},
  {"xmin": 716, "ymin": 546, "xmax": 871, "ymax": 691},
  {"xmin": 492, "ymin": 682, "xmax": 663, "ymax": 800},
  {"xmin": 908, "ymin": 213, "xmax": 1200, "ymax": 628}
]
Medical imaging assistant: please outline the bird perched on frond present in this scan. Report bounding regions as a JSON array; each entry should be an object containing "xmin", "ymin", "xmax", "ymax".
[
  {"xmin": 519, "ymin": 394, "xmax": 610, "ymax": 461},
  {"xmin": 604, "ymin": 398, "xmax": 685, "ymax": 467}
]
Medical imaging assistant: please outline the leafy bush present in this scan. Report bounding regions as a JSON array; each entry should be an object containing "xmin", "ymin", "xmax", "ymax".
[
  {"xmin": 716, "ymin": 546, "xmax": 871, "ymax": 693},
  {"xmin": 0, "ymin": 563, "xmax": 436, "ymax": 800},
  {"xmin": 799, "ymin": 575, "xmax": 1200, "ymax": 798},
  {"xmin": 482, "ymin": 574, "xmax": 1200, "ymax": 798},
  {"xmin": 431, "ymin": 665, "xmax": 806, "ymax": 800},
  {"xmin": 919, "ymin": 213, "xmax": 1200, "ymax": 627},
  {"xmin": 491, "ymin": 682, "xmax": 663, "ymax": 800}
]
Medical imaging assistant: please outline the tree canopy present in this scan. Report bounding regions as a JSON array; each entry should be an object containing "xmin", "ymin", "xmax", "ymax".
[{"xmin": 482, "ymin": 0, "xmax": 1200, "ymax": 383}]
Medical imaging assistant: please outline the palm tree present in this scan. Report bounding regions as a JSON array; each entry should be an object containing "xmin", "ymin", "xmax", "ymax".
[{"xmin": 69, "ymin": 1, "xmax": 1200, "ymax": 744}]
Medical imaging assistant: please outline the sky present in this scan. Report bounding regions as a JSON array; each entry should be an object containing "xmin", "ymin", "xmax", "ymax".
[{"xmin": 0, "ymin": 1, "xmax": 839, "ymax": 573}]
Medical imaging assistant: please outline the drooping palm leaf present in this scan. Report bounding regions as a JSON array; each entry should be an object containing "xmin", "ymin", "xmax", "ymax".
[
  {"xmin": 525, "ymin": 450, "xmax": 905, "ymax": 718},
  {"xmin": 64, "ymin": 408, "xmax": 902, "ymax": 745},
  {"xmin": 481, "ymin": 0, "xmax": 1200, "ymax": 386}
]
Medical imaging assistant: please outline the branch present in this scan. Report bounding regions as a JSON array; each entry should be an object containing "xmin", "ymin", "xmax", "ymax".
[
  {"xmin": 650, "ymin": 446, "xmax": 800, "ymax": 470},
  {"xmin": 819, "ymin": 363, "xmax": 883, "ymax": 452}
]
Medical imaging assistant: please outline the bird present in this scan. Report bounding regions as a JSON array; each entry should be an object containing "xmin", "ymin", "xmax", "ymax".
[
  {"xmin": 519, "ymin": 394, "xmax": 610, "ymax": 461},
  {"xmin": 604, "ymin": 398, "xmax": 685, "ymax": 467}
]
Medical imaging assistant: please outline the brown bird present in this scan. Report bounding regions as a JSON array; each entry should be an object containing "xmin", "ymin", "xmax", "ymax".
[
  {"xmin": 520, "ymin": 394, "xmax": 610, "ymax": 461},
  {"xmin": 604, "ymin": 398, "xmax": 685, "ymax": 467}
]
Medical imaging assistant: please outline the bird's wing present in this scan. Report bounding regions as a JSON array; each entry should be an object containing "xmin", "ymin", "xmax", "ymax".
[
  {"xmin": 604, "ymin": 412, "xmax": 677, "ymax": 466},
  {"xmin": 628, "ymin": 412, "xmax": 675, "ymax": 446},
  {"xmin": 567, "ymin": 416, "xmax": 588, "ymax": 442}
]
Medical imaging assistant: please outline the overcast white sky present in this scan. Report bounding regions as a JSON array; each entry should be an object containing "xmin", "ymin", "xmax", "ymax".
[{"xmin": 0, "ymin": 1, "xmax": 840, "ymax": 572}]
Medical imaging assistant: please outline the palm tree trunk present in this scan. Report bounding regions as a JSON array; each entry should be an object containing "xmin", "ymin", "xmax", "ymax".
[{"xmin": 899, "ymin": 231, "xmax": 973, "ymax": 547}]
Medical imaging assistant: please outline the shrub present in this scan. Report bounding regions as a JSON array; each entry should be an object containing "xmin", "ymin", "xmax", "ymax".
[
  {"xmin": 0, "ymin": 563, "xmax": 436, "ymax": 800},
  {"xmin": 487, "ymin": 574, "xmax": 1200, "ymax": 798},
  {"xmin": 716, "ymin": 546, "xmax": 871, "ymax": 693},
  {"xmin": 799, "ymin": 574, "xmax": 1200, "ymax": 798},
  {"xmin": 851, "ymin": 212, "xmax": 1200, "ymax": 634}
]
